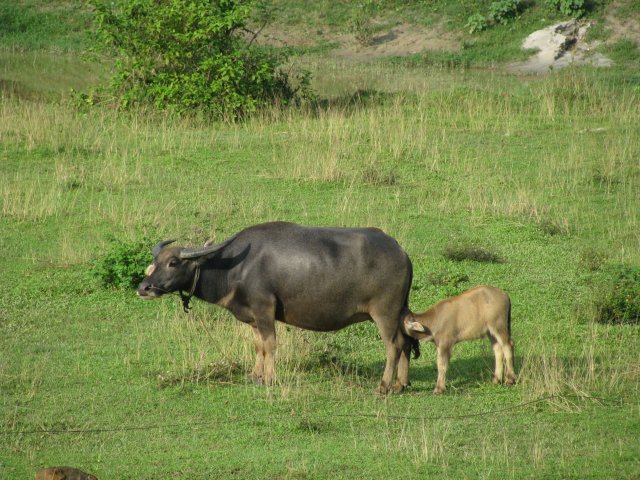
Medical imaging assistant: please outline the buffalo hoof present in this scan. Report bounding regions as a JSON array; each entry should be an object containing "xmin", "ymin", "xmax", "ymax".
[
  {"xmin": 375, "ymin": 384, "xmax": 390, "ymax": 396},
  {"xmin": 249, "ymin": 373, "xmax": 264, "ymax": 385},
  {"xmin": 491, "ymin": 375, "xmax": 501, "ymax": 385},
  {"xmin": 432, "ymin": 386, "xmax": 445, "ymax": 395},
  {"xmin": 391, "ymin": 382, "xmax": 408, "ymax": 394},
  {"xmin": 505, "ymin": 376, "xmax": 517, "ymax": 386}
]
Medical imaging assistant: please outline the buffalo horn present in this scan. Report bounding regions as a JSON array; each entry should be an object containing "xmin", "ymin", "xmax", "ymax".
[
  {"xmin": 152, "ymin": 239, "xmax": 176, "ymax": 256},
  {"xmin": 177, "ymin": 242, "xmax": 226, "ymax": 259}
]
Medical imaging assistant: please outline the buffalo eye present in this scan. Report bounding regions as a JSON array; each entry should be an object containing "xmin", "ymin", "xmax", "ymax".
[{"xmin": 167, "ymin": 258, "xmax": 180, "ymax": 268}]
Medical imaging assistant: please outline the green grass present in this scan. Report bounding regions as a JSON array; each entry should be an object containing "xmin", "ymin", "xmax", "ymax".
[
  {"xmin": 2, "ymin": 2, "xmax": 640, "ymax": 479},
  {"xmin": 0, "ymin": 1, "xmax": 92, "ymax": 51}
]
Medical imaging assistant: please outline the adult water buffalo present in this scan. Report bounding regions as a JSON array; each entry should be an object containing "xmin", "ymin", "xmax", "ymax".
[{"xmin": 137, "ymin": 222, "xmax": 418, "ymax": 393}]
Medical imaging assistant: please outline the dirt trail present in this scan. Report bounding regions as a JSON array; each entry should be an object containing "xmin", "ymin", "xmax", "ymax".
[{"xmin": 254, "ymin": 22, "xmax": 460, "ymax": 60}]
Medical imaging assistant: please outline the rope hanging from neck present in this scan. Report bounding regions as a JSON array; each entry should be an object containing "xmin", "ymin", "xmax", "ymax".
[{"xmin": 180, "ymin": 267, "xmax": 200, "ymax": 313}]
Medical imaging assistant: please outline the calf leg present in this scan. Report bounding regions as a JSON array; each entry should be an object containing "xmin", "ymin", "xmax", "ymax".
[
  {"xmin": 434, "ymin": 344, "xmax": 451, "ymax": 395},
  {"xmin": 490, "ymin": 335, "xmax": 505, "ymax": 384},
  {"xmin": 503, "ymin": 339, "xmax": 517, "ymax": 385}
]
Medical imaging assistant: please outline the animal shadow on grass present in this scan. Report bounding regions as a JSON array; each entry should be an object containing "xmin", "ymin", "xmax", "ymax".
[
  {"xmin": 308, "ymin": 89, "xmax": 405, "ymax": 117},
  {"xmin": 154, "ymin": 360, "xmax": 245, "ymax": 389},
  {"xmin": 409, "ymin": 354, "xmax": 524, "ymax": 394}
]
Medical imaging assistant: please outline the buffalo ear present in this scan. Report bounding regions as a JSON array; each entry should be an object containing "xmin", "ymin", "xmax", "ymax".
[{"xmin": 145, "ymin": 264, "xmax": 156, "ymax": 276}]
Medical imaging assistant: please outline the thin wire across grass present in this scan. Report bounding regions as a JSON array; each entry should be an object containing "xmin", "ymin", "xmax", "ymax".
[{"xmin": 0, "ymin": 393, "xmax": 614, "ymax": 437}]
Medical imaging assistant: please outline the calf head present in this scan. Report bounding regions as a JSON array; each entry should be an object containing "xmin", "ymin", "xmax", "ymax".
[
  {"xmin": 404, "ymin": 318, "xmax": 433, "ymax": 341},
  {"xmin": 136, "ymin": 240, "xmax": 224, "ymax": 298}
]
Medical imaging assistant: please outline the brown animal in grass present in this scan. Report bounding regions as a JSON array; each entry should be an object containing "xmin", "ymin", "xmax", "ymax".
[
  {"xmin": 404, "ymin": 285, "xmax": 517, "ymax": 394},
  {"xmin": 35, "ymin": 466, "xmax": 97, "ymax": 480}
]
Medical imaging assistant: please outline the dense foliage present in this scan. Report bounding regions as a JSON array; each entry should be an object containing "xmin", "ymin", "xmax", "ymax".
[
  {"xmin": 92, "ymin": 237, "xmax": 153, "ymax": 289},
  {"xmin": 88, "ymin": 0, "xmax": 307, "ymax": 118},
  {"xmin": 595, "ymin": 265, "xmax": 640, "ymax": 325},
  {"xmin": 545, "ymin": 0, "xmax": 587, "ymax": 17}
]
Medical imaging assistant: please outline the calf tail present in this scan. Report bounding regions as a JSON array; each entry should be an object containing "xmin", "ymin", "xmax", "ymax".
[
  {"xmin": 400, "ymin": 308, "xmax": 421, "ymax": 359},
  {"xmin": 410, "ymin": 336, "xmax": 421, "ymax": 359},
  {"xmin": 507, "ymin": 297, "xmax": 512, "ymax": 338}
]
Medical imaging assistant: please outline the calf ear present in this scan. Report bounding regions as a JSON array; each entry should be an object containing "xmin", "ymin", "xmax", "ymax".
[{"xmin": 405, "ymin": 320, "xmax": 428, "ymax": 334}]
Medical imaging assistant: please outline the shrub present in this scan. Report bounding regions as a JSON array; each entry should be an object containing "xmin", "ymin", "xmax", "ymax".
[
  {"xmin": 87, "ymin": 0, "xmax": 309, "ymax": 119},
  {"xmin": 539, "ymin": 218, "xmax": 570, "ymax": 236},
  {"xmin": 347, "ymin": 15, "xmax": 376, "ymax": 47},
  {"xmin": 92, "ymin": 237, "xmax": 153, "ymax": 289},
  {"xmin": 545, "ymin": 0, "xmax": 586, "ymax": 17},
  {"xmin": 465, "ymin": 13, "xmax": 489, "ymax": 34},
  {"xmin": 488, "ymin": 0, "xmax": 523, "ymax": 25},
  {"xmin": 425, "ymin": 270, "xmax": 470, "ymax": 288},
  {"xmin": 443, "ymin": 243, "xmax": 504, "ymax": 263},
  {"xmin": 593, "ymin": 265, "xmax": 640, "ymax": 325},
  {"xmin": 578, "ymin": 248, "xmax": 606, "ymax": 272}
]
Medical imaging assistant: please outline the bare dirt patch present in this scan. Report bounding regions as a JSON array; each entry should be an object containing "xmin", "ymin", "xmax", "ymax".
[
  {"xmin": 334, "ymin": 23, "xmax": 460, "ymax": 61},
  {"xmin": 253, "ymin": 22, "xmax": 461, "ymax": 60},
  {"xmin": 605, "ymin": 1, "xmax": 640, "ymax": 46}
]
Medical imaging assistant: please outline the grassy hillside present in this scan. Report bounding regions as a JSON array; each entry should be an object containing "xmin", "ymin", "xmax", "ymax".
[{"xmin": 1, "ymin": 1, "xmax": 639, "ymax": 479}]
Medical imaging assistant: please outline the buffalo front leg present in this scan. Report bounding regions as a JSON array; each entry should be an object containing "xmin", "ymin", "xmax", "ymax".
[
  {"xmin": 250, "ymin": 326, "xmax": 265, "ymax": 384},
  {"xmin": 257, "ymin": 320, "xmax": 277, "ymax": 386}
]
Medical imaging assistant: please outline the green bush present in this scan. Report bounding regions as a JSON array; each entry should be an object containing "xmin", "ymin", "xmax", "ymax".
[
  {"xmin": 594, "ymin": 265, "xmax": 640, "ymax": 325},
  {"xmin": 92, "ymin": 237, "xmax": 153, "ymax": 289},
  {"xmin": 545, "ymin": 0, "xmax": 586, "ymax": 17},
  {"xmin": 87, "ymin": 0, "xmax": 309, "ymax": 118},
  {"xmin": 489, "ymin": 0, "xmax": 523, "ymax": 25},
  {"xmin": 465, "ymin": 13, "xmax": 489, "ymax": 34}
]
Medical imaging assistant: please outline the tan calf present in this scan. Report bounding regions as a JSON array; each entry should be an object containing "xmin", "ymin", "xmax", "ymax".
[{"xmin": 404, "ymin": 285, "xmax": 516, "ymax": 394}]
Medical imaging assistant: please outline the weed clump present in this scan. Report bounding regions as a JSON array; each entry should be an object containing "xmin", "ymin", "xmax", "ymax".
[
  {"xmin": 593, "ymin": 265, "xmax": 640, "ymax": 325},
  {"xmin": 92, "ymin": 237, "xmax": 153, "ymax": 289},
  {"xmin": 443, "ymin": 243, "xmax": 504, "ymax": 263},
  {"xmin": 425, "ymin": 270, "xmax": 470, "ymax": 288},
  {"xmin": 539, "ymin": 219, "xmax": 570, "ymax": 236},
  {"xmin": 578, "ymin": 248, "xmax": 606, "ymax": 272}
]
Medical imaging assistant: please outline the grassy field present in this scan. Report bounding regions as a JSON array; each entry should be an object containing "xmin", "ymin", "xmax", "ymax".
[{"xmin": 2, "ymin": 2, "xmax": 640, "ymax": 479}]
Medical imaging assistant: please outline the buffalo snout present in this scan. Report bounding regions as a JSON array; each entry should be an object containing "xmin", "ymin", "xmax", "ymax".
[{"xmin": 137, "ymin": 280, "xmax": 160, "ymax": 298}]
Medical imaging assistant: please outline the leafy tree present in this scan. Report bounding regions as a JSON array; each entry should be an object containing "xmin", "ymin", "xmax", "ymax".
[{"xmin": 87, "ymin": 0, "xmax": 309, "ymax": 118}]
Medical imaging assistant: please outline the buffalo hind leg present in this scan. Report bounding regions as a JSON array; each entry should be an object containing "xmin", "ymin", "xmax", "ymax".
[
  {"xmin": 372, "ymin": 313, "xmax": 405, "ymax": 395},
  {"xmin": 392, "ymin": 339, "xmax": 412, "ymax": 393}
]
